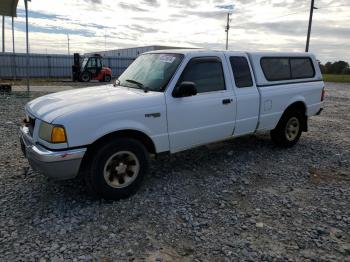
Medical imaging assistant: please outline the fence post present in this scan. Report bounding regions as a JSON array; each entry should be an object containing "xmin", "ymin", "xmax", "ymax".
[
  {"xmin": 47, "ymin": 55, "xmax": 51, "ymax": 79},
  {"xmin": 12, "ymin": 53, "xmax": 16, "ymax": 81}
]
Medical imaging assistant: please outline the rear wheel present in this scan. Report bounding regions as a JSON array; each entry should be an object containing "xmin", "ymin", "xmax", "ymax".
[
  {"xmin": 80, "ymin": 72, "xmax": 91, "ymax": 82},
  {"xmin": 84, "ymin": 138, "xmax": 149, "ymax": 200},
  {"xmin": 270, "ymin": 110, "xmax": 303, "ymax": 147},
  {"xmin": 104, "ymin": 74, "xmax": 111, "ymax": 82}
]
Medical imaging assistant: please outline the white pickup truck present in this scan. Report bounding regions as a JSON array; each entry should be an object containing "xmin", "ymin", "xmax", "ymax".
[{"xmin": 20, "ymin": 50, "xmax": 325, "ymax": 199}]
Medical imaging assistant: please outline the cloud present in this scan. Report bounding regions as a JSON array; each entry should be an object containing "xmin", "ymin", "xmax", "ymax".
[
  {"xmin": 84, "ymin": 0, "xmax": 103, "ymax": 4},
  {"xmin": 142, "ymin": 0, "xmax": 160, "ymax": 7},
  {"xmin": 2, "ymin": 0, "xmax": 349, "ymax": 63},
  {"xmin": 119, "ymin": 2, "xmax": 148, "ymax": 12},
  {"xmin": 126, "ymin": 24, "xmax": 158, "ymax": 34}
]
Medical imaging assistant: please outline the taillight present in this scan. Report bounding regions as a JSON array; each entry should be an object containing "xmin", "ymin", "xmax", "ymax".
[{"xmin": 321, "ymin": 87, "xmax": 325, "ymax": 102}]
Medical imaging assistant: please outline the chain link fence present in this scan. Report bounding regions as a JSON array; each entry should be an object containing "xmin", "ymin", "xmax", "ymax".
[{"xmin": 0, "ymin": 53, "xmax": 135, "ymax": 79}]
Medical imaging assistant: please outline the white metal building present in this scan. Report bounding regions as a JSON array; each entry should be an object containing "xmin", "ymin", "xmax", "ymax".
[{"xmin": 86, "ymin": 45, "xmax": 194, "ymax": 58}]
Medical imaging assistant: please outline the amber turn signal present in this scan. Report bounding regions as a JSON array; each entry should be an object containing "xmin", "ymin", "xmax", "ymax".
[{"xmin": 51, "ymin": 127, "xmax": 67, "ymax": 143}]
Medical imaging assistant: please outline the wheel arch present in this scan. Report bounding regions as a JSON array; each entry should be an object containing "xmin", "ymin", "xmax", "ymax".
[
  {"xmin": 89, "ymin": 129, "xmax": 157, "ymax": 154},
  {"xmin": 79, "ymin": 129, "xmax": 157, "ymax": 175},
  {"xmin": 284, "ymin": 101, "xmax": 307, "ymax": 115},
  {"xmin": 281, "ymin": 100, "xmax": 308, "ymax": 132}
]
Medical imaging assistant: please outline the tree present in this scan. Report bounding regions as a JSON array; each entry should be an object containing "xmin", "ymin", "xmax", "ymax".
[{"xmin": 320, "ymin": 61, "xmax": 350, "ymax": 75}]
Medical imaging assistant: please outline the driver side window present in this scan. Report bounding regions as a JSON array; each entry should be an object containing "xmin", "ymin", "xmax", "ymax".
[{"xmin": 178, "ymin": 57, "xmax": 226, "ymax": 93}]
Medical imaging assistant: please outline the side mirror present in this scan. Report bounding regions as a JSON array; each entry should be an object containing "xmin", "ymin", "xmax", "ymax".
[{"xmin": 173, "ymin": 81, "xmax": 197, "ymax": 98}]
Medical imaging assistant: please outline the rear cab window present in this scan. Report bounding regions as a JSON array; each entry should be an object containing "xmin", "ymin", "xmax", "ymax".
[
  {"xmin": 261, "ymin": 57, "xmax": 315, "ymax": 81},
  {"xmin": 229, "ymin": 56, "xmax": 253, "ymax": 88}
]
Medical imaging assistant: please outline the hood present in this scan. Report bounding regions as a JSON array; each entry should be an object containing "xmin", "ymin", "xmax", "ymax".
[{"xmin": 26, "ymin": 85, "xmax": 164, "ymax": 123}]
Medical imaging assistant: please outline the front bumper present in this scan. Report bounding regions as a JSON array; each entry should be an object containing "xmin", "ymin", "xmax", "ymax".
[{"xmin": 19, "ymin": 126, "xmax": 87, "ymax": 180}]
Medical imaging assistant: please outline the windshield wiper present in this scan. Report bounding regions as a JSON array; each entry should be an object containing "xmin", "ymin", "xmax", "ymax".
[{"xmin": 125, "ymin": 79, "xmax": 149, "ymax": 93}]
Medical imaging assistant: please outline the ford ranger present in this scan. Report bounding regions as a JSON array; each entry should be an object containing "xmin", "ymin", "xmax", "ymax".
[{"xmin": 20, "ymin": 50, "xmax": 325, "ymax": 199}]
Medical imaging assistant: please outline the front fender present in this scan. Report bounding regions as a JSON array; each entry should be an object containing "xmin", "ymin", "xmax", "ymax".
[{"xmin": 92, "ymin": 120, "xmax": 153, "ymax": 144}]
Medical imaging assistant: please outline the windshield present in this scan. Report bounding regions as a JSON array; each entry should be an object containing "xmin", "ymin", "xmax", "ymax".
[
  {"xmin": 118, "ymin": 53, "xmax": 184, "ymax": 92},
  {"xmin": 81, "ymin": 57, "xmax": 88, "ymax": 69}
]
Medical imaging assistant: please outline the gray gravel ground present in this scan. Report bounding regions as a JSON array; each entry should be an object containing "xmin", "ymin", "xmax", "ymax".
[{"xmin": 0, "ymin": 83, "xmax": 349, "ymax": 262}]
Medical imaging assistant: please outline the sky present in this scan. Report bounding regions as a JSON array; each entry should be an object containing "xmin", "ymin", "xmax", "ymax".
[{"xmin": 1, "ymin": 0, "xmax": 350, "ymax": 63}]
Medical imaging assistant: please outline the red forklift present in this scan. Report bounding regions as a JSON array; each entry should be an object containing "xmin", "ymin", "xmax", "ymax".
[{"xmin": 72, "ymin": 53, "xmax": 112, "ymax": 82}]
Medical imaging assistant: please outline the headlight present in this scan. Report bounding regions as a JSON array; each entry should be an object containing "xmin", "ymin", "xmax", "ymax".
[{"xmin": 39, "ymin": 122, "xmax": 67, "ymax": 143}]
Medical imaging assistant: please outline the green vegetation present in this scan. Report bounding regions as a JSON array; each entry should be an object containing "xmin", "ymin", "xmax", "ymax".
[
  {"xmin": 320, "ymin": 60, "xmax": 350, "ymax": 83},
  {"xmin": 320, "ymin": 61, "xmax": 350, "ymax": 75},
  {"xmin": 323, "ymin": 74, "xmax": 350, "ymax": 83}
]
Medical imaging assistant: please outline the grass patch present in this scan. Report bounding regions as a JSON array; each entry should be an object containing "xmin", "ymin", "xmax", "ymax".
[{"xmin": 323, "ymin": 74, "xmax": 350, "ymax": 83}]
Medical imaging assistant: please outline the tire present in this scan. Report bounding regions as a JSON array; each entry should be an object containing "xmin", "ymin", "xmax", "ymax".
[
  {"xmin": 270, "ymin": 110, "xmax": 303, "ymax": 148},
  {"xmin": 84, "ymin": 138, "xmax": 149, "ymax": 200},
  {"xmin": 80, "ymin": 72, "xmax": 91, "ymax": 82},
  {"xmin": 104, "ymin": 75, "xmax": 111, "ymax": 82}
]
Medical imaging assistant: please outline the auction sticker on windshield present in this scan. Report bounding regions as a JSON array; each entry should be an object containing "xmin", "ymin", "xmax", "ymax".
[{"xmin": 159, "ymin": 55, "xmax": 176, "ymax": 63}]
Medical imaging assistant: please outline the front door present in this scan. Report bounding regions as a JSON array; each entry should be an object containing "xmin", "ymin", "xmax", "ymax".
[{"xmin": 166, "ymin": 56, "xmax": 236, "ymax": 153}]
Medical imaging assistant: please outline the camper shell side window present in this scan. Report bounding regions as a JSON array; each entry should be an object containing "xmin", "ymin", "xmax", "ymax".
[{"xmin": 260, "ymin": 57, "xmax": 315, "ymax": 82}]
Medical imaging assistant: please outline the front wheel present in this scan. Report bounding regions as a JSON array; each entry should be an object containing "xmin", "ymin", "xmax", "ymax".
[
  {"xmin": 85, "ymin": 138, "xmax": 149, "ymax": 200},
  {"xmin": 270, "ymin": 110, "xmax": 303, "ymax": 147},
  {"xmin": 80, "ymin": 72, "xmax": 91, "ymax": 82}
]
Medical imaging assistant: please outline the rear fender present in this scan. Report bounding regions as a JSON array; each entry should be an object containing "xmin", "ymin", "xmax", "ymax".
[{"xmin": 283, "ymin": 97, "xmax": 308, "ymax": 132}]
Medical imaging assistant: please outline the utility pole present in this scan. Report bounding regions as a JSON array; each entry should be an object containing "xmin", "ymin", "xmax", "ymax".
[
  {"xmin": 216, "ymin": 4, "xmax": 234, "ymax": 50},
  {"xmin": 25, "ymin": 0, "xmax": 30, "ymax": 92},
  {"xmin": 12, "ymin": 16, "xmax": 16, "ymax": 81},
  {"xmin": 12, "ymin": 17, "xmax": 15, "ymax": 53},
  {"xmin": 67, "ymin": 34, "xmax": 70, "ymax": 55},
  {"xmin": 2, "ymin": 16, "xmax": 5, "ymax": 52},
  {"xmin": 225, "ymin": 13, "xmax": 230, "ymax": 50},
  {"xmin": 306, "ymin": 0, "xmax": 316, "ymax": 52}
]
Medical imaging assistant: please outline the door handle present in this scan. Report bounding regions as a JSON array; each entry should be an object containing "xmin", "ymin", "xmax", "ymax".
[{"xmin": 222, "ymin": 99, "xmax": 232, "ymax": 105}]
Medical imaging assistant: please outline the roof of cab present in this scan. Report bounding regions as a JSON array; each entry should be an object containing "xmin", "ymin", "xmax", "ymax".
[
  {"xmin": 145, "ymin": 49, "xmax": 315, "ymax": 57},
  {"xmin": 145, "ymin": 49, "xmax": 219, "ymax": 55}
]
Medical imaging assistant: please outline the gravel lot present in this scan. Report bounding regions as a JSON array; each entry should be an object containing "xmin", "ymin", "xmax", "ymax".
[{"xmin": 0, "ymin": 83, "xmax": 349, "ymax": 261}]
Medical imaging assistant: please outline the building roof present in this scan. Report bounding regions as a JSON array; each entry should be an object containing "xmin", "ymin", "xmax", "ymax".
[{"xmin": 0, "ymin": 0, "xmax": 19, "ymax": 17}]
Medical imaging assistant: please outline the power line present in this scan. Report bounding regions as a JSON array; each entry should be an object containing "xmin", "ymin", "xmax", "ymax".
[
  {"xmin": 191, "ymin": 10, "xmax": 307, "ymax": 38},
  {"xmin": 173, "ymin": 11, "xmax": 225, "ymax": 26},
  {"xmin": 188, "ymin": 1, "xmax": 350, "ymax": 39},
  {"xmin": 317, "ymin": 3, "xmax": 350, "ymax": 9}
]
